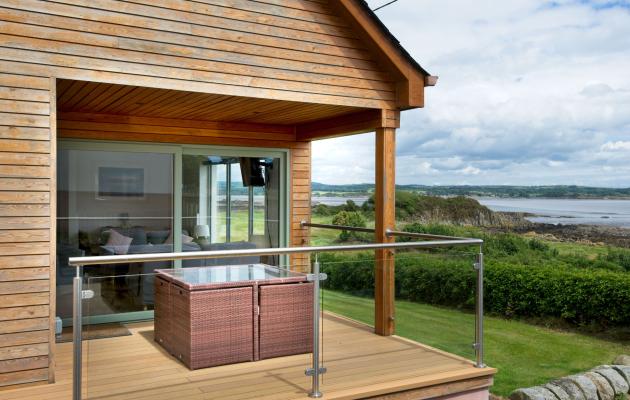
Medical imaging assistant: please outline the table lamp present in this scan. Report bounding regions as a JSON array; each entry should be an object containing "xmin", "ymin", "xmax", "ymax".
[{"xmin": 194, "ymin": 224, "xmax": 210, "ymax": 245}]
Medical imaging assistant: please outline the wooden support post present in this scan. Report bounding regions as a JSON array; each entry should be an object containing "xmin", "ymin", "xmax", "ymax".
[{"xmin": 374, "ymin": 127, "xmax": 396, "ymax": 336}]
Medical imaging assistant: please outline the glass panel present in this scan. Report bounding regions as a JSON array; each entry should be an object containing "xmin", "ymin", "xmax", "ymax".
[
  {"xmin": 56, "ymin": 149, "xmax": 174, "ymax": 325},
  {"xmin": 319, "ymin": 248, "xmax": 477, "ymax": 362},
  {"xmin": 83, "ymin": 272, "xmax": 158, "ymax": 399},
  {"xmin": 228, "ymin": 161, "xmax": 248, "ymax": 243},
  {"xmin": 320, "ymin": 251, "xmax": 375, "ymax": 327},
  {"xmin": 182, "ymin": 154, "xmax": 281, "ymax": 267},
  {"xmin": 82, "ymin": 263, "xmax": 310, "ymax": 399},
  {"xmin": 157, "ymin": 264, "xmax": 305, "ymax": 285},
  {"xmin": 318, "ymin": 249, "xmax": 478, "ymax": 396},
  {"xmin": 394, "ymin": 250, "xmax": 477, "ymax": 361}
]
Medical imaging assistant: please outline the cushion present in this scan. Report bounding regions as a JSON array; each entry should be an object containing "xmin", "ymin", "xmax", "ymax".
[
  {"xmin": 147, "ymin": 230, "xmax": 170, "ymax": 244},
  {"xmin": 100, "ymin": 226, "xmax": 146, "ymax": 246},
  {"xmin": 164, "ymin": 231, "xmax": 194, "ymax": 244},
  {"xmin": 127, "ymin": 226, "xmax": 147, "ymax": 246},
  {"xmin": 104, "ymin": 229, "xmax": 133, "ymax": 255}
]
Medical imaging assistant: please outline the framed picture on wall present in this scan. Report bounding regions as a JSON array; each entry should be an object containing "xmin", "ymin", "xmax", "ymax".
[{"xmin": 97, "ymin": 167, "xmax": 145, "ymax": 199}]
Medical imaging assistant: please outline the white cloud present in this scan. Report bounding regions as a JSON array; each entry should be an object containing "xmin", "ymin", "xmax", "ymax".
[
  {"xmin": 313, "ymin": 1, "xmax": 630, "ymax": 186},
  {"xmin": 458, "ymin": 166, "xmax": 482, "ymax": 175},
  {"xmin": 601, "ymin": 141, "xmax": 630, "ymax": 151}
]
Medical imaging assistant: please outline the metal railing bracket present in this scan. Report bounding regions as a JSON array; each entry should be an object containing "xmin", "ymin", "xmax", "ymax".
[
  {"xmin": 305, "ymin": 367, "xmax": 327, "ymax": 376},
  {"xmin": 306, "ymin": 273, "xmax": 328, "ymax": 282}
]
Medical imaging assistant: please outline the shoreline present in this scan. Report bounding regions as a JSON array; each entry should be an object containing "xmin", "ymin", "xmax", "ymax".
[
  {"xmin": 495, "ymin": 212, "xmax": 630, "ymax": 248},
  {"xmin": 311, "ymin": 193, "xmax": 630, "ymax": 200}
]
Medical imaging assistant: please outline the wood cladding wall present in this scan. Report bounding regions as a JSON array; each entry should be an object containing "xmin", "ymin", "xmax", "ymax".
[
  {"xmin": 0, "ymin": 73, "xmax": 54, "ymax": 387},
  {"xmin": 0, "ymin": 0, "xmax": 396, "ymax": 109},
  {"xmin": 0, "ymin": 0, "xmax": 398, "ymax": 387}
]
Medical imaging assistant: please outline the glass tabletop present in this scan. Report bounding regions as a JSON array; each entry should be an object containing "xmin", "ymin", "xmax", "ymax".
[{"xmin": 156, "ymin": 264, "xmax": 305, "ymax": 286}]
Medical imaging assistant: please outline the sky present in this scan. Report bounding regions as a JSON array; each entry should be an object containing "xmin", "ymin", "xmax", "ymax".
[{"xmin": 312, "ymin": 0, "xmax": 630, "ymax": 187}]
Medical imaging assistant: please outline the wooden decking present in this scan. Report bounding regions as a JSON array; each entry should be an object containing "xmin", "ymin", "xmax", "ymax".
[{"xmin": 0, "ymin": 314, "xmax": 495, "ymax": 400}]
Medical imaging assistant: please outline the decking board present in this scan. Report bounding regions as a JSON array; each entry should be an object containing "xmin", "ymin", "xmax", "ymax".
[{"xmin": 0, "ymin": 314, "xmax": 495, "ymax": 400}]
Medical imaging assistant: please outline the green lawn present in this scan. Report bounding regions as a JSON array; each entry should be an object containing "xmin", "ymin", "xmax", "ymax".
[
  {"xmin": 322, "ymin": 289, "xmax": 630, "ymax": 397},
  {"xmin": 212, "ymin": 209, "xmax": 265, "ymax": 242},
  {"xmin": 309, "ymin": 215, "xmax": 342, "ymax": 245},
  {"xmin": 548, "ymin": 240, "xmax": 609, "ymax": 259}
]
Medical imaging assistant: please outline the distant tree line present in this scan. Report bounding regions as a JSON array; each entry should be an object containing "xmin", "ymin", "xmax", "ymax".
[{"xmin": 311, "ymin": 182, "xmax": 630, "ymax": 199}]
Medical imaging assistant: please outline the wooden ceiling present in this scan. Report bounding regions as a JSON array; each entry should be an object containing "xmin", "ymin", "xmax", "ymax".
[{"xmin": 57, "ymin": 80, "xmax": 364, "ymax": 125}]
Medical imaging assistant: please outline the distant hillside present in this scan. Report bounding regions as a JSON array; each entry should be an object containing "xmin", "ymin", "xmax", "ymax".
[
  {"xmin": 369, "ymin": 192, "xmax": 528, "ymax": 227},
  {"xmin": 311, "ymin": 183, "xmax": 630, "ymax": 199},
  {"xmin": 314, "ymin": 192, "xmax": 528, "ymax": 227}
]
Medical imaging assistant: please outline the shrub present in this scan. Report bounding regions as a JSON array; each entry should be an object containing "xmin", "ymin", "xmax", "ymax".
[
  {"xmin": 318, "ymin": 252, "xmax": 374, "ymax": 297},
  {"xmin": 313, "ymin": 203, "xmax": 335, "ymax": 216},
  {"xmin": 602, "ymin": 248, "xmax": 630, "ymax": 272},
  {"xmin": 319, "ymin": 251, "xmax": 630, "ymax": 327},
  {"xmin": 342, "ymin": 199, "xmax": 360, "ymax": 212},
  {"xmin": 331, "ymin": 211, "xmax": 367, "ymax": 242},
  {"xmin": 484, "ymin": 262, "xmax": 630, "ymax": 326},
  {"xmin": 364, "ymin": 192, "xmax": 496, "ymax": 223},
  {"xmin": 528, "ymin": 238, "xmax": 550, "ymax": 252},
  {"xmin": 312, "ymin": 200, "xmax": 364, "ymax": 217}
]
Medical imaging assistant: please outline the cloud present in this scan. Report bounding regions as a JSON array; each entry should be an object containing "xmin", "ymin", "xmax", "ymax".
[
  {"xmin": 601, "ymin": 141, "xmax": 630, "ymax": 151},
  {"xmin": 581, "ymin": 83, "xmax": 615, "ymax": 96},
  {"xmin": 458, "ymin": 166, "xmax": 482, "ymax": 175},
  {"xmin": 312, "ymin": 1, "xmax": 630, "ymax": 186}
]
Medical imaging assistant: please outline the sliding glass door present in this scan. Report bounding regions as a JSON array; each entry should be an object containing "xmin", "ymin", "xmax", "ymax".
[
  {"xmin": 57, "ymin": 141, "xmax": 287, "ymax": 326},
  {"xmin": 181, "ymin": 153, "xmax": 283, "ymax": 266}
]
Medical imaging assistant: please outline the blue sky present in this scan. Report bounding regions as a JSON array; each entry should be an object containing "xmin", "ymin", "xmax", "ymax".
[{"xmin": 312, "ymin": 0, "xmax": 630, "ymax": 186}]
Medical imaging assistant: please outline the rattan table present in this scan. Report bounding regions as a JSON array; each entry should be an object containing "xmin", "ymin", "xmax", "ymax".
[{"xmin": 154, "ymin": 264, "xmax": 313, "ymax": 369}]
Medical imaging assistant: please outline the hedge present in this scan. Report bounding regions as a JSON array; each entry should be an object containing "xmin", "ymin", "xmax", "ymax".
[{"xmin": 318, "ymin": 252, "xmax": 630, "ymax": 327}]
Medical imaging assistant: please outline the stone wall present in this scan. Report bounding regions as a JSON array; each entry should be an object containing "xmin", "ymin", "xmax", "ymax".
[{"xmin": 511, "ymin": 357, "xmax": 630, "ymax": 400}]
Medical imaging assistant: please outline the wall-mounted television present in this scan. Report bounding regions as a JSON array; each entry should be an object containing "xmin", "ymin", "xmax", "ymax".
[{"xmin": 239, "ymin": 158, "xmax": 266, "ymax": 187}]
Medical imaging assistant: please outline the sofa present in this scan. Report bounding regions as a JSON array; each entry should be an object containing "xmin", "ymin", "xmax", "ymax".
[{"xmin": 98, "ymin": 227, "xmax": 260, "ymax": 306}]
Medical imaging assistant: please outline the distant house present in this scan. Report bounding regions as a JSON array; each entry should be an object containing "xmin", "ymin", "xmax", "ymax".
[{"xmin": 0, "ymin": 1, "xmax": 494, "ymax": 398}]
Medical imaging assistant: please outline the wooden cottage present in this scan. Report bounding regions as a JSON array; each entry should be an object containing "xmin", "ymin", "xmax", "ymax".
[{"xmin": 0, "ymin": 0, "xmax": 496, "ymax": 398}]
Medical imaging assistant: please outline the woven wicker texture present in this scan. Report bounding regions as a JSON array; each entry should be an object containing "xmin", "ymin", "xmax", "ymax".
[
  {"xmin": 253, "ymin": 284, "xmax": 259, "ymax": 361},
  {"xmin": 153, "ymin": 277, "xmax": 171, "ymax": 352},
  {"xmin": 171, "ymin": 285, "xmax": 254, "ymax": 369},
  {"xmin": 259, "ymin": 282, "xmax": 313, "ymax": 360}
]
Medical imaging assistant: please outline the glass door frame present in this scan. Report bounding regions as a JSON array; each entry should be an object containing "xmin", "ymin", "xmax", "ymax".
[
  {"xmin": 58, "ymin": 139, "xmax": 290, "ymax": 325},
  {"xmin": 182, "ymin": 145, "xmax": 289, "ymax": 254}
]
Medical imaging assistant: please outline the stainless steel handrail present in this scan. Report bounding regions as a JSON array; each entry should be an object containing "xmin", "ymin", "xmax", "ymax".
[
  {"xmin": 70, "ymin": 239, "xmax": 485, "ymax": 400},
  {"xmin": 300, "ymin": 221, "xmax": 470, "ymax": 241},
  {"xmin": 386, "ymin": 229, "xmax": 469, "ymax": 241},
  {"xmin": 68, "ymin": 239, "xmax": 482, "ymax": 267},
  {"xmin": 301, "ymin": 221, "xmax": 376, "ymax": 234}
]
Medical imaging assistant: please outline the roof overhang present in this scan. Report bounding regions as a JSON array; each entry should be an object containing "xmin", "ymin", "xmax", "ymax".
[{"xmin": 331, "ymin": 0, "xmax": 438, "ymax": 110}]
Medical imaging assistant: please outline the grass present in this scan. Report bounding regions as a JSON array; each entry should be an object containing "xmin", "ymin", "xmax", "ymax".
[
  {"xmin": 228, "ymin": 207, "xmax": 629, "ymax": 394},
  {"xmin": 309, "ymin": 215, "xmax": 345, "ymax": 246},
  {"xmin": 322, "ymin": 289, "xmax": 630, "ymax": 397},
  {"xmin": 547, "ymin": 240, "xmax": 608, "ymax": 259},
  {"xmin": 211, "ymin": 209, "xmax": 266, "ymax": 242}
]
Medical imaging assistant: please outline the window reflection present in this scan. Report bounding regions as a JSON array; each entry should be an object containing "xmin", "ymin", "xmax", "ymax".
[
  {"xmin": 56, "ymin": 149, "xmax": 174, "ymax": 324},
  {"xmin": 182, "ymin": 155, "xmax": 281, "ymax": 267}
]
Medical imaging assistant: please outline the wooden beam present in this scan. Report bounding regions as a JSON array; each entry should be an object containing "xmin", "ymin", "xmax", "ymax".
[
  {"xmin": 331, "ymin": 0, "xmax": 426, "ymax": 109},
  {"xmin": 296, "ymin": 109, "xmax": 399, "ymax": 141},
  {"xmin": 374, "ymin": 127, "xmax": 396, "ymax": 336}
]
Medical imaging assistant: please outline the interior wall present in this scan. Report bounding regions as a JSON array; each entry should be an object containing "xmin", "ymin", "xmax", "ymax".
[{"xmin": 59, "ymin": 149, "xmax": 174, "ymax": 240}]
